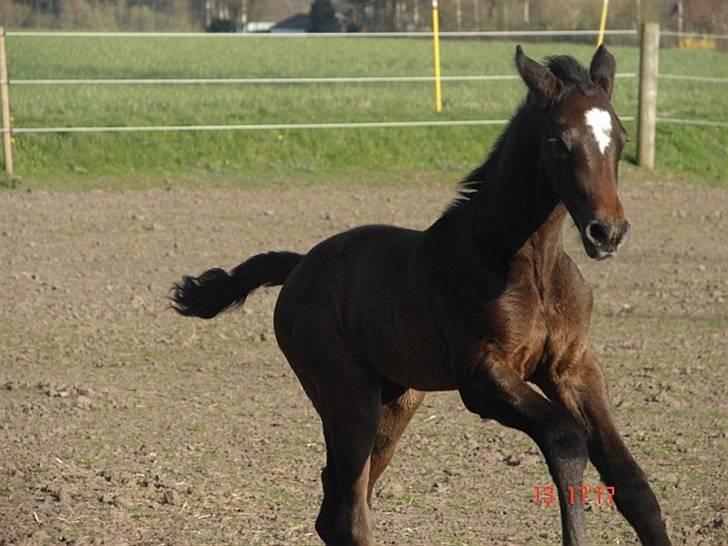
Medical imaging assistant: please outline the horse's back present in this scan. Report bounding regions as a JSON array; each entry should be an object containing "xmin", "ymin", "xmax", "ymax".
[{"xmin": 274, "ymin": 223, "xmax": 421, "ymax": 332}]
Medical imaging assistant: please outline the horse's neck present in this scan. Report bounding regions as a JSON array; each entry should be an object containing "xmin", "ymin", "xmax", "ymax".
[{"xmin": 472, "ymin": 117, "xmax": 566, "ymax": 269}]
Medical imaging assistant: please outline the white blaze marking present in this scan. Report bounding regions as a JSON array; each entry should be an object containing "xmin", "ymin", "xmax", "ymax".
[{"xmin": 585, "ymin": 107, "xmax": 612, "ymax": 154}]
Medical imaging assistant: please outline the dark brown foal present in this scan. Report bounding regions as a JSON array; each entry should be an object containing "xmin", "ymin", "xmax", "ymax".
[{"xmin": 172, "ymin": 45, "xmax": 671, "ymax": 546}]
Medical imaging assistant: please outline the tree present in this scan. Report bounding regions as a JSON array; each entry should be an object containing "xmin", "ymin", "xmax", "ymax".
[{"xmin": 310, "ymin": 0, "xmax": 338, "ymax": 32}]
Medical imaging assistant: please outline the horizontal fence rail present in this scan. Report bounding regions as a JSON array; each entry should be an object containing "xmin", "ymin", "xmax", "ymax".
[
  {"xmin": 7, "ymin": 120, "xmax": 528, "ymax": 134},
  {"xmin": 660, "ymin": 31, "xmax": 728, "ymax": 40},
  {"xmin": 7, "ymin": 29, "xmax": 639, "ymax": 38},
  {"xmin": 10, "ymin": 117, "xmax": 638, "ymax": 135},
  {"xmin": 655, "ymin": 118, "xmax": 728, "ymax": 128},
  {"xmin": 8, "ymin": 73, "xmax": 639, "ymax": 86},
  {"xmin": 658, "ymin": 74, "xmax": 728, "ymax": 84}
]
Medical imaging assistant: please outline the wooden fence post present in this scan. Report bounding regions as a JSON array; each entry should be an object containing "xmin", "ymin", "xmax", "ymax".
[
  {"xmin": 0, "ymin": 27, "xmax": 13, "ymax": 175},
  {"xmin": 637, "ymin": 22, "xmax": 659, "ymax": 169}
]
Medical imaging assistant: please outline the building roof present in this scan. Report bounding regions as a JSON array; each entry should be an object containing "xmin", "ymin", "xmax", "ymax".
[
  {"xmin": 270, "ymin": 13, "xmax": 311, "ymax": 32},
  {"xmin": 252, "ymin": 1, "xmax": 311, "ymax": 22}
]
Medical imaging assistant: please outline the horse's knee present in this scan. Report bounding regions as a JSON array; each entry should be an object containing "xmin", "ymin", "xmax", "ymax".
[{"xmin": 543, "ymin": 419, "xmax": 589, "ymax": 469}]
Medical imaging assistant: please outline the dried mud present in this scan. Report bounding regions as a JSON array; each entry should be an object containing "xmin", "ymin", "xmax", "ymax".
[{"xmin": 1, "ymin": 177, "xmax": 726, "ymax": 545}]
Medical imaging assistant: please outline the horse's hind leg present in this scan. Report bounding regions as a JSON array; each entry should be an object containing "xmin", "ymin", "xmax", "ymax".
[
  {"xmin": 320, "ymin": 375, "xmax": 381, "ymax": 545},
  {"xmin": 296, "ymin": 364, "xmax": 381, "ymax": 546},
  {"xmin": 367, "ymin": 388, "xmax": 425, "ymax": 506},
  {"xmin": 296, "ymin": 378, "xmax": 340, "ymax": 544}
]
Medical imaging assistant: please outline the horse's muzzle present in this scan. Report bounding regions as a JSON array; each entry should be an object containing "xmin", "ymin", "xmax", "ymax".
[{"xmin": 583, "ymin": 218, "xmax": 630, "ymax": 260}]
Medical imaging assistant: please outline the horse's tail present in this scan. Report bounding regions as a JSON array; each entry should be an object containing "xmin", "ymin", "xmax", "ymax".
[{"xmin": 170, "ymin": 251, "xmax": 304, "ymax": 319}]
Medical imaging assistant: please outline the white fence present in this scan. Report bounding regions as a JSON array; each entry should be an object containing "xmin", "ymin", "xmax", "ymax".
[
  {"xmin": 0, "ymin": 27, "xmax": 727, "ymax": 174},
  {"xmin": 7, "ymin": 29, "xmax": 640, "ymax": 38}
]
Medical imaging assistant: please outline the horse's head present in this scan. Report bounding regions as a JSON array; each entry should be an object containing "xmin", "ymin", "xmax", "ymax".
[{"xmin": 516, "ymin": 45, "xmax": 629, "ymax": 260}]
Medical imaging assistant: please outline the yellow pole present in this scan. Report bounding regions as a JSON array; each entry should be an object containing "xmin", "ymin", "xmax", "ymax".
[
  {"xmin": 432, "ymin": 0, "xmax": 442, "ymax": 113},
  {"xmin": 596, "ymin": 0, "xmax": 609, "ymax": 46}
]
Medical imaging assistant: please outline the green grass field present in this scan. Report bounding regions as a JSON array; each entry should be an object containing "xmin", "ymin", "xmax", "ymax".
[{"xmin": 4, "ymin": 35, "xmax": 727, "ymax": 189}]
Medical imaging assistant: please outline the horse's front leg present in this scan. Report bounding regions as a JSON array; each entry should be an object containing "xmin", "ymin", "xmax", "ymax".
[
  {"xmin": 537, "ymin": 353, "xmax": 672, "ymax": 546},
  {"xmin": 459, "ymin": 363, "xmax": 589, "ymax": 546}
]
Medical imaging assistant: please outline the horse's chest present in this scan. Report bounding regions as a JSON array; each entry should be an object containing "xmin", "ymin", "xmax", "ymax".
[
  {"xmin": 471, "ymin": 255, "xmax": 592, "ymax": 380},
  {"xmin": 487, "ymin": 290, "xmax": 565, "ymax": 379},
  {"xmin": 507, "ymin": 309, "xmax": 550, "ymax": 379}
]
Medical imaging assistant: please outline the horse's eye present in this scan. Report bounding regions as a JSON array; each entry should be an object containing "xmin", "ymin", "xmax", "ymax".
[{"xmin": 546, "ymin": 137, "xmax": 570, "ymax": 158}]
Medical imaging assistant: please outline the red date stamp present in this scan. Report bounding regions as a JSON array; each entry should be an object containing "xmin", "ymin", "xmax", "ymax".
[{"xmin": 534, "ymin": 485, "xmax": 615, "ymax": 506}]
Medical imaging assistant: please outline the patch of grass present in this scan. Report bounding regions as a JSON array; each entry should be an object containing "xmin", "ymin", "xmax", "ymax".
[
  {"xmin": 391, "ymin": 494, "xmax": 422, "ymax": 505},
  {"xmin": 4, "ymin": 36, "xmax": 727, "ymax": 188},
  {"xmin": 129, "ymin": 508, "xmax": 159, "ymax": 519},
  {"xmin": 0, "ymin": 173, "xmax": 21, "ymax": 189}
]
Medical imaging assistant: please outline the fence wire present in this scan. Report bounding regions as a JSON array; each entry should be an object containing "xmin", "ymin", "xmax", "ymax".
[
  {"xmin": 10, "ymin": 117, "xmax": 642, "ymax": 135},
  {"xmin": 7, "ymin": 29, "xmax": 639, "ymax": 38},
  {"xmin": 10, "ymin": 73, "xmax": 639, "ymax": 86}
]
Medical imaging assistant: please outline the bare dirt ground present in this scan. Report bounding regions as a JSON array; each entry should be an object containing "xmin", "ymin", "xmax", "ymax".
[{"xmin": 1, "ymin": 174, "xmax": 726, "ymax": 546}]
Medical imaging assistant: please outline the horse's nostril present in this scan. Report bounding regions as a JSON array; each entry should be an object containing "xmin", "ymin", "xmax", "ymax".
[{"xmin": 586, "ymin": 221, "xmax": 610, "ymax": 245}]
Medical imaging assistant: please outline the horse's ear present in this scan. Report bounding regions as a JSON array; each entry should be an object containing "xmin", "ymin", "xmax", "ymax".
[
  {"xmin": 590, "ymin": 44, "xmax": 616, "ymax": 99},
  {"xmin": 515, "ymin": 46, "xmax": 561, "ymax": 107}
]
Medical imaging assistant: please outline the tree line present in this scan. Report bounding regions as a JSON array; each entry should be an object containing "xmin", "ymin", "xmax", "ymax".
[{"xmin": 1, "ymin": 0, "xmax": 725, "ymax": 35}]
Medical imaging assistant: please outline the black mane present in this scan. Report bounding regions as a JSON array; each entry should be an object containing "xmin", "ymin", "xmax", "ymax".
[{"xmin": 444, "ymin": 55, "xmax": 592, "ymax": 216}]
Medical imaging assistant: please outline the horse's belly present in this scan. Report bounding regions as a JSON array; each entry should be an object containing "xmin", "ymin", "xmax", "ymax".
[
  {"xmin": 367, "ymin": 336, "xmax": 457, "ymax": 392},
  {"xmin": 400, "ymin": 369, "xmax": 459, "ymax": 392},
  {"xmin": 382, "ymin": 365, "xmax": 457, "ymax": 391}
]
